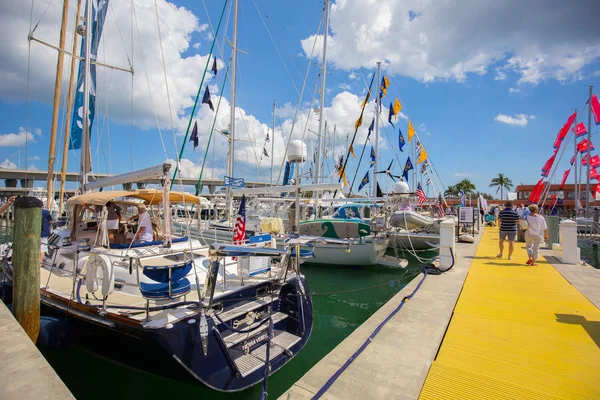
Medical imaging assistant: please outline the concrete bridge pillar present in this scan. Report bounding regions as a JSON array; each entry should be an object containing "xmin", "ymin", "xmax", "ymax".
[
  {"xmin": 5, "ymin": 179, "xmax": 17, "ymax": 188},
  {"xmin": 136, "ymin": 182, "xmax": 147, "ymax": 189},
  {"xmin": 122, "ymin": 183, "xmax": 132, "ymax": 190},
  {"xmin": 208, "ymin": 185, "xmax": 216, "ymax": 194},
  {"xmin": 20, "ymin": 179, "xmax": 33, "ymax": 189}
]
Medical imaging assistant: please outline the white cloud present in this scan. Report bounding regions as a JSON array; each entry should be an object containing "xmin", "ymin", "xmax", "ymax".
[
  {"xmin": 300, "ymin": 0, "xmax": 600, "ymax": 85},
  {"xmin": 494, "ymin": 69, "xmax": 507, "ymax": 81},
  {"xmin": 454, "ymin": 172, "xmax": 480, "ymax": 178},
  {"xmin": 27, "ymin": 164, "xmax": 37, "ymax": 171},
  {"xmin": 338, "ymin": 83, "xmax": 352, "ymax": 90},
  {"xmin": 27, "ymin": 156, "xmax": 40, "ymax": 161},
  {"xmin": 508, "ymin": 87, "xmax": 520, "ymax": 94},
  {"xmin": 0, "ymin": 158, "xmax": 16, "ymax": 169},
  {"xmin": 33, "ymin": 128, "xmax": 42, "ymax": 136},
  {"xmin": 494, "ymin": 113, "xmax": 529, "ymax": 127},
  {"xmin": 0, "ymin": 0, "xmax": 223, "ymax": 133},
  {"xmin": 348, "ymin": 72, "xmax": 358, "ymax": 80},
  {"xmin": 0, "ymin": 127, "xmax": 36, "ymax": 147}
]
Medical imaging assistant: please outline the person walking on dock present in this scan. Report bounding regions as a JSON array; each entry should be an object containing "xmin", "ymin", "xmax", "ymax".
[
  {"xmin": 497, "ymin": 201, "xmax": 520, "ymax": 260},
  {"xmin": 524, "ymin": 204, "xmax": 547, "ymax": 266}
]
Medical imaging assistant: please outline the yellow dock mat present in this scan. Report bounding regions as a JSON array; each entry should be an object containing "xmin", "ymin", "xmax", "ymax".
[{"xmin": 420, "ymin": 227, "xmax": 600, "ymax": 400}]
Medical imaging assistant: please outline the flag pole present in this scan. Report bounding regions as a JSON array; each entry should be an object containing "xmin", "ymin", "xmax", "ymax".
[
  {"xmin": 586, "ymin": 85, "xmax": 594, "ymax": 218},
  {"xmin": 574, "ymin": 109, "xmax": 579, "ymax": 216}
]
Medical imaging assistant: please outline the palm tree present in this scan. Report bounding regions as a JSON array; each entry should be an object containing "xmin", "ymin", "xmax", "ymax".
[
  {"xmin": 456, "ymin": 179, "xmax": 477, "ymax": 194},
  {"xmin": 444, "ymin": 185, "xmax": 459, "ymax": 198},
  {"xmin": 489, "ymin": 173, "xmax": 513, "ymax": 200}
]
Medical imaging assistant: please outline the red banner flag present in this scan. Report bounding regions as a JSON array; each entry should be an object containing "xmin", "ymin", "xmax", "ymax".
[
  {"xmin": 591, "ymin": 94, "xmax": 600, "ymax": 125},
  {"xmin": 559, "ymin": 169, "xmax": 570, "ymax": 189},
  {"xmin": 575, "ymin": 122, "xmax": 587, "ymax": 137},
  {"xmin": 529, "ymin": 178, "xmax": 544, "ymax": 203},
  {"xmin": 553, "ymin": 111, "xmax": 577, "ymax": 149},
  {"xmin": 541, "ymin": 150, "xmax": 558, "ymax": 177},
  {"xmin": 591, "ymin": 155, "xmax": 600, "ymax": 167},
  {"xmin": 577, "ymin": 138, "xmax": 595, "ymax": 153},
  {"xmin": 591, "ymin": 168, "xmax": 599, "ymax": 180},
  {"xmin": 582, "ymin": 155, "xmax": 589, "ymax": 165},
  {"xmin": 594, "ymin": 182, "xmax": 600, "ymax": 197}
]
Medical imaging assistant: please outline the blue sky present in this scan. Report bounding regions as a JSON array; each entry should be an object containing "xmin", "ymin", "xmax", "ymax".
[{"xmin": 0, "ymin": 0, "xmax": 599, "ymax": 198}]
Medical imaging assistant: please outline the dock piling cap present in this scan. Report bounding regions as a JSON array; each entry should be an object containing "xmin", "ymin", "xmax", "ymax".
[{"xmin": 14, "ymin": 196, "xmax": 43, "ymax": 209}]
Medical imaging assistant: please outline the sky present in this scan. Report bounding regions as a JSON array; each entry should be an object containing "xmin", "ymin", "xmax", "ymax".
[{"xmin": 0, "ymin": 0, "xmax": 599, "ymax": 198}]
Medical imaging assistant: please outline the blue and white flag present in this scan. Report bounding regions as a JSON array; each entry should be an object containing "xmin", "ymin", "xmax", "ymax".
[
  {"xmin": 459, "ymin": 190, "xmax": 466, "ymax": 206},
  {"xmin": 69, "ymin": 0, "xmax": 110, "ymax": 150},
  {"xmin": 370, "ymin": 146, "xmax": 376, "ymax": 167},
  {"xmin": 358, "ymin": 171, "xmax": 370, "ymax": 192},
  {"xmin": 398, "ymin": 128, "xmax": 405, "ymax": 152}
]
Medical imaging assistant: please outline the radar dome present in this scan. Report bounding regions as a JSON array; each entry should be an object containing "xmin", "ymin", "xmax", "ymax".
[
  {"xmin": 392, "ymin": 181, "xmax": 410, "ymax": 194},
  {"xmin": 288, "ymin": 140, "xmax": 307, "ymax": 163}
]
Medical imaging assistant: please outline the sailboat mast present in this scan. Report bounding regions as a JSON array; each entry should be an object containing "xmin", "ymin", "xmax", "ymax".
[
  {"xmin": 586, "ymin": 85, "xmax": 594, "ymax": 217},
  {"xmin": 46, "ymin": 0, "xmax": 70, "ymax": 210},
  {"xmin": 315, "ymin": 0, "xmax": 329, "ymax": 185},
  {"xmin": 373, "ymin": 61, "xmax": 381, "ymax": 197},
  {"xmin": 80, "ymin": 0, "xmax": 93, "ymax": 191},
  {"xmin": 59, "ymin": 0, "xmax": 82, "ymax": 215},
  {"xmin": 227, "ymin": 0, "xmax": 239, "ymax": 220},
  {"xmin": 271, "ymin": 100, "xmax": 276, "ymax": 185}
]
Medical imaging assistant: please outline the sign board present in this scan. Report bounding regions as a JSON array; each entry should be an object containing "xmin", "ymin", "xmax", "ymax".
[
  {"xmin": 224, "ymin": 176, "xmax": 245, "ymax": 189},
  {"xmin": 459, "ymin": 206, "xmax": 474, "ymax": 223},
  {"xmin": 248, "ymin": 257, "xmax": 271, "ymax": 277},
  {"xmin": 249, "ymin": 234, "xmax": 272, "ymax": 245}
]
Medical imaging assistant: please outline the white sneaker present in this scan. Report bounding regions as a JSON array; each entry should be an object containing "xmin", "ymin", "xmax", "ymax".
[{"xmin": 508, "ymin": 256, "xmax": 512, "ymax": 260}]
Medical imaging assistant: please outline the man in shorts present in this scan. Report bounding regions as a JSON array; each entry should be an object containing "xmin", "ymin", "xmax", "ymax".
[{"xmin": 497, "ymin": 201, "xmax": 520, "ymax": 260}]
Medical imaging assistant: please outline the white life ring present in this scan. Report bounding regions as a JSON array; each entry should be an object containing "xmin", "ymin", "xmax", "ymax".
[{"xmin": 85, "ymin": 254, "xmax": 115, "ymax": 297}]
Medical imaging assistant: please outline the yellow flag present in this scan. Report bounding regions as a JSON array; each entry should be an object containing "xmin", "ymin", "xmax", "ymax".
[
  {"xmin": 354, "ymin": 115, "xmax": 363, "ymax": 131},
  {"xmin": 417, "ymin": 148, "xmax": 428, "ymax": 164},
  {"xmin": 407, "ymin": 120, "xmax": 415, "ymax": 143},
  {"xmin": 383, "ymin": 76, "xmax": 390, "ymax": 88},
  {"xmin": 337, "ymin": 166, "xmax": 348, "ymax": 185},
  {"xmin": 360, "ymin": 91, "xmax": 371, "ymax": 109},
  {"xmin": 393, "ymin": 98, "xmax": 402, "ymax": 120},
  {"xmin": 350, "ymin": 145, "xmax": 357, "ymax": 158}
]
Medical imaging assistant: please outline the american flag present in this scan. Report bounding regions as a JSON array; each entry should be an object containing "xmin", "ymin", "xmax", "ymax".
[
  {"xmin": 436, "ymin": 194, "xmax": 444, "ymax": 218},
  {"xmin": 415, "ymin": 182, "xmax": 427, "ymax": 207},
  {"xmin": 233, "ymin": 195, "xmax": 246, "ymax": 245}
]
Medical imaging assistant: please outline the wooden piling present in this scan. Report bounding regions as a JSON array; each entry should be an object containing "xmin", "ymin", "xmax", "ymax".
[{"xmin": 12, "ymin": 196, "xmax": 42, "ymax": 342}]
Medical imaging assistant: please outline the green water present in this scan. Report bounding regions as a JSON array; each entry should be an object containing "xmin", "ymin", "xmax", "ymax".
[{"xmin": 0, "ymin": 222, "xmax": 429, "ymax": 399}]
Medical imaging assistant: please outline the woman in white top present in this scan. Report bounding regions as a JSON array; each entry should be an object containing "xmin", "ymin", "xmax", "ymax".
[{"xmin": 524, "ymin": 204, "xmax": 547, "ymax": 266}]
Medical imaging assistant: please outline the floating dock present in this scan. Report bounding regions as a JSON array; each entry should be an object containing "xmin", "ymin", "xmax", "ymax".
[
  {"xmin": 0, "ymin": 300, "xmax": 74, "ymax": 400},
  {"xmin": 282, "ymin": 227, "xmax": 600, "ymax": 399}
]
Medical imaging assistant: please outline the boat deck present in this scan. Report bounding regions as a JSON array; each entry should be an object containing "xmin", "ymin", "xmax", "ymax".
[
  {"xmin": 420, "ymin": 227, "xmax": 600, "ymax": 399},
  {"xmin": 281, "ymin": 226, "xmax": 600, "ymax": 399}
]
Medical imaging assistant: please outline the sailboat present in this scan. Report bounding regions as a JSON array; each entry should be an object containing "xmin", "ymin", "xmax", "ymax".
[{"xmin": 1, "ymin": 0, "xmax": 315, "ymax": 391}]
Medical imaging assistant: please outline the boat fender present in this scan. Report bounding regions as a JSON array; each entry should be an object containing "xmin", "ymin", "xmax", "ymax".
[{"xmin": 85, "ymin": 254, "xmax": 115, "ymax": 297}]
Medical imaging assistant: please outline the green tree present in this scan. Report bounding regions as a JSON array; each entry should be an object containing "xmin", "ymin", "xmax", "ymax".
[
  {"xmin": 444, "ymin": 185, "xmax": 459, "ymax": 198},
  {"xmin": 489, "ymin": 173, "xmax": 513, "ymax": 200},
  {"xmin": 455, "ymin": 179, "xmax": 477, "ymax": 194}
]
